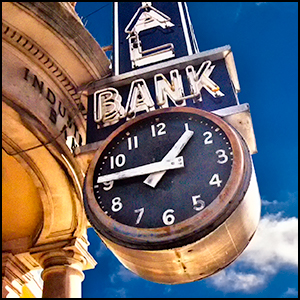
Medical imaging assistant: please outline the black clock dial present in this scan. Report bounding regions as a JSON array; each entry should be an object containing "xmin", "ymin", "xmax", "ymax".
[{"xmin": 92, "ymin": 110, "xmax": 233, "ymax": 228}]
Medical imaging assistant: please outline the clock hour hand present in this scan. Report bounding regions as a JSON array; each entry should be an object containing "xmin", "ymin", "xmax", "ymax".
[
  {"xmin": 97, "ymin": 156, "xmax": 184, "ymax": 184},
  {"xmin": 143, "ymin": 129, "xmax": 194, "ymax": 188}
]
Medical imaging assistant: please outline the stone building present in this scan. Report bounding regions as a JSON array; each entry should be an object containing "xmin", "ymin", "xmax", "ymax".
[{"xmin": 2, "ymin": 2, "xmax": 110, "ymax": 297}]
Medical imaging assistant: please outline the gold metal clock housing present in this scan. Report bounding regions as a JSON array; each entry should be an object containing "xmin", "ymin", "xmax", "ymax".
[{"xmin": 84, "ymin": 107, "xmax": 261, "ymax": 284}]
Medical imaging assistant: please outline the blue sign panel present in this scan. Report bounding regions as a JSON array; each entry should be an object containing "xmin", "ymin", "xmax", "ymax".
[
  {"xmin": 84, "ymin": 4, "xmax": 242, "ymax": 144},
  {"xmin": 86, "ymin": 46, "xmax": 240, "ymax": 143},
  {"xmin": 113, "ymin": 2, "xmax": 199, "ymax": 75}
]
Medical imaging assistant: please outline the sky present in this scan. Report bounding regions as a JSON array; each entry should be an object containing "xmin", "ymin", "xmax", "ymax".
[{"xmin": 74, "ymin": 2, "xmax": 298, "ymax": 298}]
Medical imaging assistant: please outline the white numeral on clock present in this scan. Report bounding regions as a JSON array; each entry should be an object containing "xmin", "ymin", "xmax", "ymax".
[
  {"xmin": 128, "ymin": 136, "xmax": 138, "ymax": 150},
  {"xmin": 192, "ymin": 195, "xmax": 205, "ymax": 211},
  {"xmin": 216, "ymin": 149, "xmax": 228, "ymax": 164},
  {"xmin": 134, "ymin": 207, "xmax": 144, "ymax": 224},
  {"xmin": 151, "ymin": 122, "xmax": 166, "ymax": 137},
  {"xmin": 103, "ymin": 180, "xmax": 114, "ymax": 191},
  {"xmin": 209, "ymin": 173, "xmax": 222, "ymax": 187},
  {"xmin": 203, "ymin": 131, "xmax": 213, "ymax": 144},
  {"xmin": 111, "ymin": 197, "xmax": 123, "ymax": 212},
  {"xmin": 110, "ymin": 154, "xmax": 126, "ymax": 169},
  {"xmin": 162, "ymin": 209, "xmax": 175, "ymax": 225}
]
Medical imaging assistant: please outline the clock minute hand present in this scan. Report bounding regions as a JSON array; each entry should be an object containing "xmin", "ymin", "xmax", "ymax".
[
  {"xmin": 143, "ymin": 129, "xmax": 194, "ymax": 188},
  {"xmin": 97, "ymin": 156, "xmax": 184, "ymax": 184}
]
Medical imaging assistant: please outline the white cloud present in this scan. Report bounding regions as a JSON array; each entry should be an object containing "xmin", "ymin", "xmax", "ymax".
[
  {"xmin": 240, "ymin": 213, "xmax": 298, "ymax": 272},
  {"xmin": 112, "ymin": 287, "xmax": 127, "ymax": 298},
  {"xmin": 261, "ymin": 199, "xmax": 279, "ymax": 206},
  {"xmin": 104, "ymin": 287, "xmax": 128, "ymax": 298},
  {"xmin": 95, "ymin": 240, "xmax": 110, "ymax": 258},
  {"xmin": 210, "ymin": 269, "xmax": 266, "ymax": 293},
  {"xmin": 282, "ymin": 287, "xmax": 298, "ymax": 298},
  {"xmin": 117, "ymin": 265, "xmax": 139, "ymax": 282},
  {"xmin": 110, "ymin": 265, "xmax": 139, "ymax": 284},
  {"xmin": 208, "ymin": 213, "xmax": 298, "ymax": 293},
  {"xmin": 234, "ymin": 3, "xmax": 243, "ymax": 22},
  {"xmin": 255, "ymin": 2, "xmax": 267, "ymax": 6},
  {"xmin": 107, "ymin": 265, "xmax": 140, "ymax": 297},
  {"xmin": 261, "ymin": 191, "xmax": 298, "ymax": 211},
  {"xmin": 164, "ymin": 286, "xmax": 172, "ymax": 294}
]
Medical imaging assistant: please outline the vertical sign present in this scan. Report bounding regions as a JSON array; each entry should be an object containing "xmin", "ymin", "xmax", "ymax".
[
  {"xmin": 113, "ymin": 2, "xmax": 199, "ymax": 75},
  {"xmin": 85, "ymin": 3, "xmax": 242, "ymax": 144}
]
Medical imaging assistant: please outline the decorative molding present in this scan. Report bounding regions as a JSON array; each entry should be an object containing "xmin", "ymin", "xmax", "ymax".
[
  {"xmin": 2, "ymin": 21, "xmax": 87, "ymax": 117},
  {"xmin": 30, "ymin": 237, "xmax": 97, "ymax": 271},
  {"xmin": 2, "ymin": 253, "xmax": 43, "ymax": 298},
  {"xmin": 2, "ymin": 253, "xmax": 32, "ymax": 297}
]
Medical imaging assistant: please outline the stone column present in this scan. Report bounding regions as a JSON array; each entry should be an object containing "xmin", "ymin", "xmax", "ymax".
[
  {"xmin": 39, "ymin": 250, "xmax": 85, "ymax": 298},
  {"xmin": 31, "ymin": 236, "xmax": 97, "ymax": 298}
]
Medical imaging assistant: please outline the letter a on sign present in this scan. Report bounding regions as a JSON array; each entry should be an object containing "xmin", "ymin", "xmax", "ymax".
[{"xmin": 125, "ymin": 79, "xmax": 155, "ymax": 120}]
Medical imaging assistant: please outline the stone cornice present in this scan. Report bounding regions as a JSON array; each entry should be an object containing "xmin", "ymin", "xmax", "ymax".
[
  {"xmin": 2, "ymin": 253, "xmax": 38, "ymax": 297},
  {"xmin": 2, "ymin": 21, "xmax": 87, "ymax": 117},
  {"xmin": 30, "ymin": 236, "xmax": 97, "ymax": 271},
  {"xmin": 13, "ymin": 2, "xmax": 111, "ymax": 78}
]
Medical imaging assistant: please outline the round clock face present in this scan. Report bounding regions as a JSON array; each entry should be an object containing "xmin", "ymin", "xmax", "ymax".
[{"xmin": 87, "ymin": 108, "xmax": 238, "ymax": 230}]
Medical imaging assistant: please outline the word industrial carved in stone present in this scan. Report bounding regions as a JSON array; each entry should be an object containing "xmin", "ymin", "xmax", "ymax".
[{"xmin": 24, "ymin": 68, "xmax": 83, "ymax": 152}]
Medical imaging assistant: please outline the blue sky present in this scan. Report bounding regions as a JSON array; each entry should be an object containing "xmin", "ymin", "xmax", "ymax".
[{"xmin": 75, "ymin": 2, "xmax": 298, "ymax": 298}]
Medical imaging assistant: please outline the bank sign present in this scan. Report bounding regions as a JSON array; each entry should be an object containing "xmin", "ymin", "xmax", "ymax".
[{"xmin": 86, "ymin": 3, "xmax": 240, "ymax": 143}]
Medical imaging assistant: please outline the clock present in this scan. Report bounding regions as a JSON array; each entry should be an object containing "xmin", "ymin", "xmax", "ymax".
[{"xmin": 83, "ymin": 107, "xmax": 261, "ymax": 284}]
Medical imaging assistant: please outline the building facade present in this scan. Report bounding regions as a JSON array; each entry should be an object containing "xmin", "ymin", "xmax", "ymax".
[{"xmin": 2, "ymin": 2, "xmax": 111, "ymax": 297}]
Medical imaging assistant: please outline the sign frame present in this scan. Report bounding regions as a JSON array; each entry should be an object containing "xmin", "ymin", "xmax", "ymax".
[{"xmin": 84, "ymin": 45, "xmax": 241, "ymax": 144}]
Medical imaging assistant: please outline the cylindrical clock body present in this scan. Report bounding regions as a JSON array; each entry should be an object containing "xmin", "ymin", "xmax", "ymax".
[
  {"xmin": 98, "ymin": 164, "xmax": 260, "ymax": 284},
  {"xmin": 84, "ymin": 107, "xmax": 261, "ymax": 284}
]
